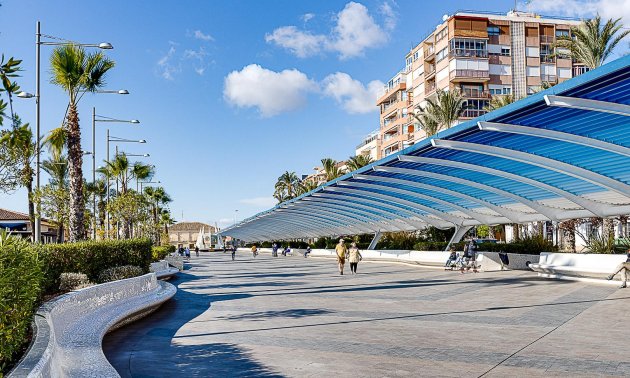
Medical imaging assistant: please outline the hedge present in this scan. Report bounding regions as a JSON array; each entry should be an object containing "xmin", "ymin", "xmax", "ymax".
[
  {"xmin": 0, "ymin": 232, "xmax": 43, "ymax": 373},
  {"xmin": 152, "ymin": 245, "xmax": 175, "ymax": 262},
  {"xmin": 40, "ymin": 238, "xmax": 153, "ymax": 295}
]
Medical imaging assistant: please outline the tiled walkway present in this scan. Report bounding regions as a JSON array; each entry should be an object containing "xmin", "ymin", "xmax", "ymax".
[{"xmin": 103, "ymin": 252, "xmax": 630, "ymax": 377}]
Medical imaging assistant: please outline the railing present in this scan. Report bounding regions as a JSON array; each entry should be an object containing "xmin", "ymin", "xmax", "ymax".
[
  {"xmin": 540, "ymin": 74, "xmax": 557, "ymax": 83},
  {"xmin": 449, "ymin": 49, "xmax": 488, "ymax": 59},
  {"xmin": 461, "ymin": 109, "xmax": 487, "ymax": 118},
  {"xmin": 383, "ymin": 132, "xmax": 399, "ymax": 141},
  {"xmin": 450, "ymin": 69, "xmax": 490, "ymax": 79},
  {"xmin": 461, "ymin": 88, "xmax": 491, "ymax": 98},
  {"xmin": 425, "ymin": 66, "xmax": 436, "ymax": 77},
  {"xmin": 356, "ymin": 130, "xmax": 380, "ymax": 149},
  {"xmin": 540, "ymin": 55, "xmax": 555, "ymax": 63},
  {"xmin": 540, "ymin": 35, "xmax": 555, "ymax": 43},
  {"xmin": 573, "ymin": 66, "xmax": 590, "ymax": 76},
  {"xmin": 424, "ymin": 48, "xmax": 435, "ymax": 59},
  {"xmin": 425, "ymin": 83, "xmax": 436, "ymax": 95}
]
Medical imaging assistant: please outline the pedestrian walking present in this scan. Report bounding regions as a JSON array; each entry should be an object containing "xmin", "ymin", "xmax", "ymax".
[
  {"xmin": 231, "ymin": 246, "xmax": 236, "ymax": 261},
  {"xmin": 335, "ymin": 239, "xmax": 347, "ymax": 275},
  {"xmin": 348, "ymin": 242, "xmax": 362, "ymax": 275},
  {"xmin": 195, "ymin": 246, "xmax": 199, "ymax": 257},
  {"xmin": 185, "ymin": 246, "xmax": 191, "ymax": 260},
  {"xmin": 304, "ymin": 245, "xmax": 311, "ymax": 258},
  {"xmin": 272, "ymin": 243, "xmax": 278, "ymax": 257},
  {"xmin": 607, "ymin": 248, "xmax": 630, "ymax": 288},
  {"xmin": 251, "ymin": 245, "xmax": 258, "ymax": 258}
]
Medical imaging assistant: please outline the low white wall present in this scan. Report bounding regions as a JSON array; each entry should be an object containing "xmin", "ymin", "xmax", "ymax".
[
  {"xmin": 477, "ymin": 252, "xmax": 540, "ymax": 271},
  {"xmin": 9, "ymin": 274, "xmax": 176, "ymax": 378}
]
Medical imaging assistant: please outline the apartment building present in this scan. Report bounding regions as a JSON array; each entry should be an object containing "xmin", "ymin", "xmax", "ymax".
[
  {"xmin": 372, "ymin": 10, "xmax": 586, "ymax": 159},
  {"xmin": 355, "ymin": 129, "xmax": 380, "ymax": 161}
]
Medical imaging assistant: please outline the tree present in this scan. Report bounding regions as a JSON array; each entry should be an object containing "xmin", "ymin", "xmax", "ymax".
[
  {"xmin": 85, "ymin": 179, "xmax": 107, "ymax": 233},
  {"xmin": 132, "ymin": 162, "xmax": 154, "ymax": 191},
  {"xmin": 555, "ymin": 16, "xmax": 629, "ymax": 69},
  {"xmin": 144, "ymin": 186, "xmax": 172, "ymax": 240},
  {"xmin": 49, "ymin": 44, "xmax": 115, "ymax": 241},
  {"xmin": 274, "ymin": 171, "xmax": 300, "ymax": 203},
  {"xmin": 106, "ymin": 191, "xmax": 148, "ymax": 239},
  {"xmin": 346, "ymin": 154, "xmax": 373, "ymax": 172},
  {"xmin": 296, "ymin": 179, "xmax": 318, "ymax": 196},
  {"xmin": 484, "ymin": 95, "xmax": 515, "ymax": 112},
  {"xmin": 412, "ymin": 110, "xmax": 441, "ymax": 137},
  {"xmin": 40, "ymin": 155, "xmax": 68, "ymax": 242},
  {"xmin": 423, "ymin": 89, "xmax": 466, "ymax": 131},
  {"xmin": 321, "ymin": 158, "xmax": 344, "ymax": 182}
]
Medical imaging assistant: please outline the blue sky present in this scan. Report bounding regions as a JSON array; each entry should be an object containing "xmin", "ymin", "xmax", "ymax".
[{"xmin": 0, "ymin": 0, "xmax": 625, "ymax": 228}]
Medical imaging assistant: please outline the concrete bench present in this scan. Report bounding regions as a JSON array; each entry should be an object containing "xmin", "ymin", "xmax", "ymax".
[
  {"xmin": 530, "ymin": 252, "xmax": 628, "ymax": 285},
  {"xmin": 165, "ymin": 254, "xmax": 184, "ymax": 271},
  {"xmin": 9, "ymin": 273, "xmax": 176, "ymax": 378},
  {"xmin": 150, "ymin": 260, "xmax": 180, "ymax": 280}
]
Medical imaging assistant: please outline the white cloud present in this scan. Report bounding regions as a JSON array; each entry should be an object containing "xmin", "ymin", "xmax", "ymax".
[
  {"xmin": 302, "ymin": 13, "xmax": 315, "ymax": 23},
  {"xmin": 265, "ymin": 1, "xmax": 391, "ymax": 60},
  {"xmin": 223, "ymin": 64, "xmax": 318, "ymax": 117},
  {"xmin": 193, "ymin": 30, "xmax": 214, "ymax": 41},
  {"xmin": 239, "ymin": 197, "xmax": 277, "ymax": 207},
  {"xmin": 523, "ymin": 0, "xmax": 630, "ymax": 26},
  {"xmin": 157, "ymin": 43, "xmax": 180, "ymax": 80},
  {"xmin": 322, "ymin": 72, "xmax": 383, "ymax": 114},
  {"xmin": 265, "ymin": 26, "xmax": 327, "ymax": 58}
]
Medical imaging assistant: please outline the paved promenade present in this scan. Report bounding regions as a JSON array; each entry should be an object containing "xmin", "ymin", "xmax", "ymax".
[{"xmin": 103, "ymin": 252, "xmax": 630, "ymax": 377}]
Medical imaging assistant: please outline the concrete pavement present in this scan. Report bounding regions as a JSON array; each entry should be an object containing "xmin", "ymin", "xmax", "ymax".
[{"xmin": 103, "ymin": 252, "xmax": 630, "ymax": 377}]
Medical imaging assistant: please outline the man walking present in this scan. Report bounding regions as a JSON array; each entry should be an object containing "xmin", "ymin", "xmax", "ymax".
[
  {"xmin": 231, "ymin": 246, "xmax": 236, "ymax": 261},
  {"xmin": 335, "ymin": 239, "xmax": 347, "ymax": 275},
  {"xmin": 607, "ymin": 248, "xmax": 630, "ymax": 288},
  {"xmin": 272, "ymin": 243, "xmax": 278, "ymax": 257}
]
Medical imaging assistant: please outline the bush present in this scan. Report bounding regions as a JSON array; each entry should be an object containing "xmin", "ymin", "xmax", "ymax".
[
  {"xmin": 59, "ymin": 272, "xmax": 92, "ymax": 292},
  {"xmin": 98, "ymin": 265, "xmax": 144, "ymax": 283},
  {"xmin": 413, "ymin": 241, "xmax": 466, "ymax": 251},
  {"xmin": 0, "ymin": 231, "xmax": 43, "ymax": 373},
  {"xmin": 152, "ymin": 245, "xmax": 175, "ymax": 262},
  {"xmin": 40, "ymin": 238, "xmax": 153, "ymax": 294}
]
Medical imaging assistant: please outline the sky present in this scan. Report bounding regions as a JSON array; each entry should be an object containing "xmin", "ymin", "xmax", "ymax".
[{"xmin": 1, "ymin": 0, "xmax": 628, "ymax": 229}]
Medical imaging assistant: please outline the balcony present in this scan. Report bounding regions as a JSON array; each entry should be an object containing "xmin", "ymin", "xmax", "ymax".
[
  {"xmin": 540, "ymin": 55, "xmax": 555, "ymax": 63},
  {"xmin": 383, "ymin": 131, "xmax": 399, "ymax": 142},
  {"xmin": 574, "ymin": 66, "xmax": 590, "ymax": 76},
  {"xmin": 540, "ymin": 74, "xmax": 557, "ymax": 83},
  {"xmin": 449, "ymin": 69, "xmax": 490, "ymax": 82},
  {"xmin": 540, "ymin": 35, "xmax": 555, "ymax": 44},
  {"xmin": 461, "ymin": 88, "xmax": 491, "ymax": 98},
  {"xmin": 424, "ymin": 66, "xmax": 436, "ymax": 79},
  {"xmin": 460, "ymin": 109, "xmax": 488, "ymax": 118},
  {"xmin": 424, "ymin": 47, "xmax": 435, "ymax": 61},
  {"xmin": 449, "ymin": 49, "xmax": 488, "ymax": 59},
  {"xmin": 425, "ymin": 83, "xmax": 436, "ymax": 95}
]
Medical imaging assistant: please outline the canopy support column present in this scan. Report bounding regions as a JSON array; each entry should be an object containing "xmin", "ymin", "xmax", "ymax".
[
  {"xmin": 445, "ymin": 225, "xmax": 473, "ymax": 251},
  {"xmin": 367, "ymin": 231, "xmax": 383, "ymax": 250}
]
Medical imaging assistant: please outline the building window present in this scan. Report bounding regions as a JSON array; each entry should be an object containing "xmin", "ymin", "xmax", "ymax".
[
  {"xmin": 413, "ymin": 51, "xmax": 420, "ymax": 61},
  {"xmin": 436, "ymin": 47, "xmax": 448, "ymax": 62},
  {"xmin": 487, "ymin": 26, "xmax": 500, "ymax": 36},
  {"xmin": 462, "ymin": 99, "xmax": 489, "ymax": 118},
  {"xmin": 436, "ymin": 27, "xmax": 448, "ymax": 42},
  {"xmin": 450, "ymin": 38, "xmax": 488, "ymax": 58},
  {"xmin": 555, "ymin": 29, "xmax": 570, "ymax": 38},
  {"xmin": 500, "ymin": 47, "xmax": 510, "ymax": 56},
  {"xmin": 401, "ymin": 91, "xmax": 408, "ymax": 102}
]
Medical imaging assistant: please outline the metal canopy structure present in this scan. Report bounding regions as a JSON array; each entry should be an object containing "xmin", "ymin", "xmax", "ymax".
[{"xmin": 224, "ymin": 55, "xmax": 630, "ymax": 242}]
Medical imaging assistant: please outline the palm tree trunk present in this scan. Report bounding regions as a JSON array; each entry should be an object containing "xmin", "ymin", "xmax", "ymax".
[{"xmin": 66, "ymin": 104, "xmax": 86, "ymax": 241}]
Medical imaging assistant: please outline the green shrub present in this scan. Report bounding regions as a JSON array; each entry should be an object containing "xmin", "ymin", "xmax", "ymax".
[
  {"xmin": 152, "ymin": 245, "xmax": 175, "ymax": 262},
  {"xmin": 0, "ymin": 231, "xmax": 43, "ymax": 373},
  {"xmin": 98, "ymin": 265, "xmax": 144, "ymax": 283},
  {"xmin": 40, "ymin": 238, "xmax": 153, "ymax": 294},
  {"xmin": 413, "ymin": 241, "xmax": 466, "ymax": 251},
  {"xmin": 59, "ymin": 272, "xmax": 92, "ymax": 292}
]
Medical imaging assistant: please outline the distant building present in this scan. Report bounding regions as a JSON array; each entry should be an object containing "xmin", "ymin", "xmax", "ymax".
[
  {"xmin": 303, "ymin": 160, "xmax": 350, "ymax": 186},
  {"xmin": 368, "ymin": 10, "xmax": 586, "ymax": 159},
  {"xmin": 355, "ymin": 129, "xmax": 380, "ymax": 161},
  {"xmin": 168, "ymin": 221, "xmax": 217, "ymax": 248},
  {"xmin": 0, "ymin": 208, "xmax": 60, "ymax": 243}
]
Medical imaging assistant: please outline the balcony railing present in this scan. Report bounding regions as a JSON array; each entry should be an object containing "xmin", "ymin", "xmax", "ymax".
[
  {"xmin": 424, "ymin": 48, "xmax": 435, "ymax": 60},
  {"xmin": 540, "ymin": 74, "xmax": 557, "ymax": 83},
  {"xmin": 449, "ymin": 49, "xmax": 488, "ymax": 59},
  {"xmin": 425, "ymin": 83, "xmax": 436, "ymax": 95},
  {"xmin": 461, "ymin": 109, "xmax": 487, "ymax": 118},
  {"xmin": 461, "ymin": 88, "xmax": 491, "ymax": 98},
  {"xmin": 540, "ymin": 35, "xmax": 555, "ymax": 43},
  {"xmin": 383, "ymin": 132, "xmax": 399, "ymax": 141},
  {"xmin": 450, "ymin": 69, "xmax": 490, "ymax": 80},
  {"xmin": 540, "ymin": 55, "xmax": 555, "ymax": 63},
  {"xmin": 573, "ymin": 66, "xmax": 590, "ymax": 76}
]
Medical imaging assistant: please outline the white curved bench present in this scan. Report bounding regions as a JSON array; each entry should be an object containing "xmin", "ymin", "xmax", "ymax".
[
  {"xmin": 165, "ymin": 254, "xmax": 184, "ymax": 271},
  {"xmin": 150, "ymin": 260, "xmax": 180, "ymax": 280},
  {"xmin": 9, "ymin": 273, "xmax": 176, "ymax": 378},
  {"xmin": 530, "ymin": 252, "xmax": 628, "ymax": 284}
]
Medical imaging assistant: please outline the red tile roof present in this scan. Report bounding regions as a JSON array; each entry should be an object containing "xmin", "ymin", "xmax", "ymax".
[{"xmin": 0, "ymin": 208, "xmax": 30, "ymax": 221}]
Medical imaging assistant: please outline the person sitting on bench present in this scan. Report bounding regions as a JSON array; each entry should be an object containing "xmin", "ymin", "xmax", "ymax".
[
  {"xmin": 607, "ymin": 248, "xmax": 630, "ymax": 288},
  {"xmin": 444, "ymin": 247, "xmax": 458, "ymax": 270}
]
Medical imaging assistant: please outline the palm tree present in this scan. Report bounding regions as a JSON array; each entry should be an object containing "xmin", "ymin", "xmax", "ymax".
[
  {"xmin": 85, "ymin": 179, "xmax": 107, "ymax": 232},
  {"xmin": 296, "ymin": 179, "xmax": 319, "ymax": 196},
  {"xmin": 346, "ymin": 154, "xmax": 373, "ymax": 172},
  {"xmin": 159, "ymin": 208, "xmax": 175, "ymax": 241},
  {"xmin": 132, "ymin": 162, "xmax": 154, "ymax": 191},
  {"xmin": 412, "ymin": 110, "xmax": 441, "ymax": 137},
  {"xmin": 102, "ymin": 154, "xmax": 130, "ymax": 194},
  {"xmin": 425, "ymin": 89, "xmax": 466, "ymax": 130},
  {"xmin": 274, "ymin": 171, "xmax": 300, "ymax": 201},
  {"xmin": 555, "ymin": 16, "xmax": 629, "ymax": 69},
  {"xmin": 42, "ymin": 155, "xmax": 68, "ymax": 242},
  {"xmin": 321, "ymin": 158, "xmax": 344, "ymax": 182},
  {"xmin": 485, "ymin": 95, "xmax": 515, "ymax": 112},
  {"xmin": 49, "ymin": 45, "xmax": 115, "ymax": 241},
  {"xmin": 144, "ymin": 186, "xmax": 172, "ymax": 241}
]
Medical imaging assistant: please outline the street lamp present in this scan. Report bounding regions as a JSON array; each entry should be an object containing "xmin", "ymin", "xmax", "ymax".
[
  {"xmin": 105, "ymin": 135, "xmax": 146, "ymax": 237},
  {"xmin": 93, "ymin": 114, "xmax": 138, "ymax": 239},
  {"xmin": 21, "ymin": 21, "xmax": 113, "ymax": 243},
  {"xmin": 234, "ymin": 209, "xmax": 239, "ymax": 226}
]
